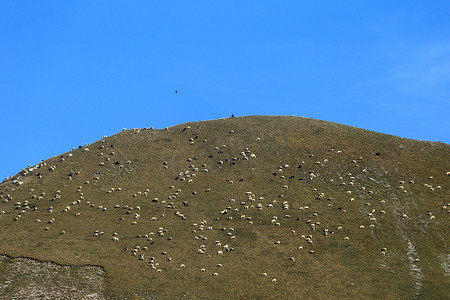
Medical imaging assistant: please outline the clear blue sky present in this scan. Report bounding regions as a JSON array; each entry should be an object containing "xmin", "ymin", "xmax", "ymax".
[{"xmin": 1, "ymin": 1, "xmax": 449, "ymax": 180}]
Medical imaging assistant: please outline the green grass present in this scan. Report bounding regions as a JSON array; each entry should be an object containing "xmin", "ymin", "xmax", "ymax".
[{"xmin": 0, "ymin": 116, "xmax": 449, "ymax": 299}]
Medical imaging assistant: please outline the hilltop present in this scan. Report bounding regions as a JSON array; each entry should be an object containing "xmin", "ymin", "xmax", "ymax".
[{"xmin": 0, "ymin": 116, "xmax": 449, "ymax": 299}]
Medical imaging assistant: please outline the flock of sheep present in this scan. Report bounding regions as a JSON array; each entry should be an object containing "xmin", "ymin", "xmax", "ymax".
[{"xmin": 0, "ymin": 120, "xmax": 448, "ymax": 296}]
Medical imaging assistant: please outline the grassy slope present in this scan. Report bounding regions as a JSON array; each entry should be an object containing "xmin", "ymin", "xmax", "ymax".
[{"xmin": 0, "ymin": 116, "xmax": 449, "ymax": 299}]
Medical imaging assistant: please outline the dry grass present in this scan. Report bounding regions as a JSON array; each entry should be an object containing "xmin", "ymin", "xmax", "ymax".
[{"xmin": 0, "ymin": 116, "xmax": 449, "ymax": 299}]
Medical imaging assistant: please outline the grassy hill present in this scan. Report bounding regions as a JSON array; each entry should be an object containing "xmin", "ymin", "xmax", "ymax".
[{"xmin": 0, "ymin": 116, "xmax": 449, "ymax": 299}]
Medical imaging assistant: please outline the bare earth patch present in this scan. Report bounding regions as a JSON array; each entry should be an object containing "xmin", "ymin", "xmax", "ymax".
[{"xmin": 0, "ymin": 255, "xmax": 105, "ymax": 299}]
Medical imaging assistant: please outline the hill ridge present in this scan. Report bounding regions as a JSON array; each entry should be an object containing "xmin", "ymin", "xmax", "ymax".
[{"xmin": 0, "ymin": 115, "xmax": 449, "ymax": 299}]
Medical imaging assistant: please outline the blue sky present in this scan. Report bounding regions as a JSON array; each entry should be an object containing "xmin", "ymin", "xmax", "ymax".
[{"xmin": 1, "ymin": 1, "xmax": 449, "ymax": 180}]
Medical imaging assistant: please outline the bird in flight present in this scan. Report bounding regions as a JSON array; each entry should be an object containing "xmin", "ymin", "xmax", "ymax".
[{"xmin": 175, "ymin": 90, "xmax": 178, "ymax": 94}]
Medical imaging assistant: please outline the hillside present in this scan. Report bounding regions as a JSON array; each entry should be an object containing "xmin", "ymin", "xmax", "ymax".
[{"xmin": 0, "ymin": 116, "xmax": 449, "ymax": 299}]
